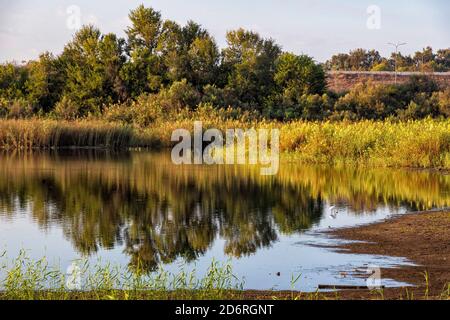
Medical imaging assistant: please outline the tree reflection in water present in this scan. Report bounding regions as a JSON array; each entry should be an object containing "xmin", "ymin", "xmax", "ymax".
[{"xmin": 0, "ymin": 150, "xmax": 448, "ymax": 272}]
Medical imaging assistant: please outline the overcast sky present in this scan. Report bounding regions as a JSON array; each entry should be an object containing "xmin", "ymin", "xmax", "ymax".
[{"xmin": 0, "ymin": 0, "xmax": 449, "ymax": 63}]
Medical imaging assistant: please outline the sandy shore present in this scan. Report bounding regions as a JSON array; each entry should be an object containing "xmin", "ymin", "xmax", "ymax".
[
  {"xmin": 240, "ymin": 209, "xmax": 450, "ymax": 300},
  {"xmin": 321, "ymin": 209, "xmax": 450, "ymax": 299}
]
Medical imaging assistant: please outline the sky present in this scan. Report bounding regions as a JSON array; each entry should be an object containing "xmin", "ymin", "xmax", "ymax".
[{"xmin": 0, "ymin": 0, "xmax": 449, "ymax": 63}]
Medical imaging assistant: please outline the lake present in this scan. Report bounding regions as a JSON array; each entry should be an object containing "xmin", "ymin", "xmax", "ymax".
[{"xmin": 0, "ymin": 150, "xmax": 448, "ymax": 291}]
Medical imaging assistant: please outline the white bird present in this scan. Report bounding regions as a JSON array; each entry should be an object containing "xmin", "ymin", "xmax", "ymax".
[{"xmin": 329, "ymin": 206, "xmax": 339, "ymax": 219}]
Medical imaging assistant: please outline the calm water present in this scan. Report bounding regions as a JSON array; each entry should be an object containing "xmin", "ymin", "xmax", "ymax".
[{"xmin": 0, "ymin": 151, "xmax": 449, "ymax": 291}]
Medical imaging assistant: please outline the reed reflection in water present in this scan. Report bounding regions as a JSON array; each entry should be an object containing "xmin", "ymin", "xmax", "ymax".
[{"xmin": 0, "ymin": 150, "xmax": 448, "ymax": 274}]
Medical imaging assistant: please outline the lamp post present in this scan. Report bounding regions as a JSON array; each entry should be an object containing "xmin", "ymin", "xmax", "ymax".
[{"xmin": 388, "ymin": 42, "xmax": 407, "ymax": 84}]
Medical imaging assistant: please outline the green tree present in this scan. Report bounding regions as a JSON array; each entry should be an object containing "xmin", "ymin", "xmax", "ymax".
[
  {"xmin": 181, "ymin": 20, "xmax": 209, "ymax": 47},
  {"xmin": 413, "ymin": 47, "xmax": 435, "ymax": 72},
  {"xmin": 25, "ymin": 53, "xmax": 65, "ymax": 112},
  {"xmin": 274, "ymin": 53, "xmax": 325, "ymax": 96},
  {"xmin": 326, "ymin": 53, "xmax": 350, "ymax": 71},
  {"xmin": 222, "ymin": 28, "xmax": 281, "ymax": 108},
  {"xmin": 157, "ymin": 19, "xmax": 218, "ymax": 88},
  {"xmin": 264, "ymin": 53, "xmax": 326, "ymax": 119},
  {"xmin": 157, "ymin": 20, "xmax": 184, "ymax": 83},
  {"xmin": 188, "ymin": 36, "xmax": 219, "ymax": 88},
  {"xmin": 123, "ymin": 5, "xmax": 164, "ymax": 96},
  {"xmin": 60, "ymin": 25, "xmax": 126, "ymax": 116},
  {"xmin": 126, "ymin": 4, "xmax": 162, "ymax": 53},
  {"xmin": 436, "ymin": 49, "xmax": 450, "ymax": 71},
  {"xmin": 99, "ymin": 34, "xmax": 127, "ymax": 102},
  {"xmin": 0, "ymin": 63, "xmax": 28, "ymax": 100},
  {"xmin": 326, "ymin": 49, "xmax": 382, "ymax": 71}
]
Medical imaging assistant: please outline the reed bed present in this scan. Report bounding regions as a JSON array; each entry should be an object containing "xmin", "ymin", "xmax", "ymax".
[
  {"xmin": 0, "ymin": 119, "xmax": 158, "ymax": 150},
  {"xmin": 0, "ymin": 118, "xmax": 449, "ymax": 169},
  {"xmin": 142, "ymin": 117, "xmax": 450, "ymax": 169},
  {"xmin": 279, "ymin": 119, "xmax": 450, "ymax": 169}
]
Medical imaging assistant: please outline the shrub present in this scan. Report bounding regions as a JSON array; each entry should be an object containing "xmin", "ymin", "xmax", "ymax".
[
  {"xmin": 400, "ymin": 75, "xmax": 439, "ymax": 99},
  {"xmin": 7, "ymin": 98, "xmax": 34, "ymax": 119},
  {"xmin": 53, "ymin": 96, "xmax": 80, "ymax": 120},
  {"xmin": 371, "ymin": 61, "xmax": 391, "ymax": 71},
  {"xmin": 201, "ymin": 84, "xmax": 239, "ymax": 108},
  {"xmin": 335, "ymin": 82, "xmax": 403, "ymax": 120},
  {"xmin": 104, "ymin": 102, "xmax": 134, "ymax": 124},
  {"xmin": 130, "ymin": 94, "xmax": 166, "ymax": 127},
  {"xmin": 167, "ymin": 79, "xmax": 201, "ymax": 109},
  {"xmin": 0, "ymin": 98, "xmax": 9, "ymax": 118},
  {"xmin": 435, "ymin": 89, "xmax": 450, "ymax": 117}
]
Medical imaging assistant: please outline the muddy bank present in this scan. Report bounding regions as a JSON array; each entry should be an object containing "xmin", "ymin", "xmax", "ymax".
[
  {"xmin": 322, "ymin": 210, "xmax": 450, "ymax": 299},
  {"xmin": 242, "ymin": 210, "xmax": 450, "ymax": 300}
]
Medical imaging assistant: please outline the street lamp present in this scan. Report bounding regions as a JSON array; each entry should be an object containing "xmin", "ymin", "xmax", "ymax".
[{"xmin": 388, "ymin": 42, "xmax": 407, "ymax": 84}]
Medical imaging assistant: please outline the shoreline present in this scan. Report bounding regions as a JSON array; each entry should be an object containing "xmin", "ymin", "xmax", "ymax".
[
  {"xmin": 320, "ymin": 209, "xmax": 450, "ymax": 299},
  {"xmin": 0, "ymin": 210, "xmax": 448, "ymax": 300},
  {"xmin": 0, "ymin": 118, "xmax": 449, "ymax": 170},
  {"xmin": 237, "ymin": 209, "xmax": 450, "ymax": 300}
]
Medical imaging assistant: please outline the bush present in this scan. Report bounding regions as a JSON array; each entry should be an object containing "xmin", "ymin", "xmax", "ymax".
[
  {"xmin": 435, "ymin": 89, "xmax": 450, "ymax": 117},
  {"xmin": 167, "ymin": 79, "xmax": 201, "ymax": 109},
  {"xmin": 397, "ymin": 92, "xmax": 440, "ymax": 120},
  {"xmin": 104, "ymin": 102, "xmax": 134, "ymax": 124},
  {"xmin": 300, "ymin": 94, "xmax": 333, "ymax": 120},
  {"xmin": 108, "ymin": 81, "xmax": 202, "ymax": 128},
  {"xmin": 371, "ymin": 61, "xmax": 391, "ymax": 71},
  {"xmin": 7, "ymin": 98, "xmax": 34, "ymax": 119},
  {"xmin": 53, "ymin": 96, "xmax": 80, "ymax": 120},
  {"xmin": 334, "ymin": 82, "xmax": 402, "ymax": 120},
  {"xmin": 400, "ymin": 75, "xmax": 439, "ymax": 98},
  {"xmin": 201, "ymin": 84, "xmax": 239, "ymax": 108},
  {"xmin": 0, "ymin": 98, "xmax": 9, "ymax": 118},
  {"xmin": 130, "ymin": 94, "xmax": 166, "ymax": 127}
]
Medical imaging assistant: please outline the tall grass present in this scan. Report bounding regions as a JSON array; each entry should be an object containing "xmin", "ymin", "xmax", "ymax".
[
  {"xmin": 0, "ymin": 119, "xmax": 159, "ymax": 150},
  {"xmin": 0, "ymin": 118, "xmax": 449, "ymax": 169},
  {"xmin": 0, "ymin": 251, "xmax": 245, "ymax": 300},
  {"xmin": 141, "ymin": 117, "xmax": 450, "ymax": 169},
  {"xmin": 279, "ymin": 119, "xmax": 450, "ymax": 168}
]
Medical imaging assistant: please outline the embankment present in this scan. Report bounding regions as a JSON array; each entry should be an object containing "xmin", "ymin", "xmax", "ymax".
[{"xmin": 327, "ymin": 71, "xmax": 450, "ymax": 92}]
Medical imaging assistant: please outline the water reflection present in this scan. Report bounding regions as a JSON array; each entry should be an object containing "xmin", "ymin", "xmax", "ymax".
[{"xmin": 0, "ymin": 150, "xmax": 448, "ymax": 273}]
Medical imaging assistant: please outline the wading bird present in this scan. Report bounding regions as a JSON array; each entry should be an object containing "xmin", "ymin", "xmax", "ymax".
[{"xmin": 329, "ymin": 206, "xmax": 339, "ymax": 219}]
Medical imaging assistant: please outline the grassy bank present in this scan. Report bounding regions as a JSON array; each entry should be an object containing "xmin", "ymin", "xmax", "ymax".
[
  {"xmin": 0, "ymin": 251, "xmax": 448, "ymax": 300},
  {"xmin": 0, "ymin": 253, "xmax": 244, "ymax": 300},
  {"xmin": 0, "ymin": 118, "xmax": 449, "ymax": 169}
]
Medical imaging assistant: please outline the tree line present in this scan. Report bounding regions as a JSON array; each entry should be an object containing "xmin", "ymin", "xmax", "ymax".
[
  {"xmin": 0, "ymin": 5, "xmax": 449, "ymax": 122},
  {"xmin": 325, "ymin": 47, "xmax": 450, "ymax": 72}
]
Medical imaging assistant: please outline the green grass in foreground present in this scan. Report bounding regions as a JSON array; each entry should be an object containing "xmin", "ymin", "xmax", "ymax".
[
  {"xmin": 0, "ymin": 118, "xmax": 449, "ymax": 169},
  {"xmin": 0, "ymin": 251, "xmax": 245, "ymax": 300},
  {"xmin": 0, "ymin": 252, "xmax": 449, "ymax": 300}
]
